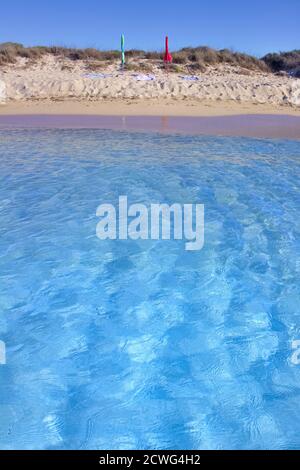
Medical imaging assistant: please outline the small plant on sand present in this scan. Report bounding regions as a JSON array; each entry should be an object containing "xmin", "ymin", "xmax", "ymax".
[
  {"xmin": 165, "ymin": 63, "xmax": 185, "ymax": 73},
  {"xmin": 61, "ymin": 64, "xmax": 74, "ymax": 71},
  {"xmin": 188, "ymin": 62, "xmax": 206, "ymax": 73},
  {"xmin": 172, "ymin": 53, "xmax": 188, "ymax": 65},
  {"xmin": 125, "ymin": 49, "xmax": 146, "ymax": 59},
  {"xmin": 144, "ymin": 51, "xmax": 163, "ymax": 60},
  {"xmin": 123, "ymin": 62, "xmax": 154, "ymax": 73},
  {"xmin": 85, "ymin": 61, "xmax": 106, "ymax": 71}
]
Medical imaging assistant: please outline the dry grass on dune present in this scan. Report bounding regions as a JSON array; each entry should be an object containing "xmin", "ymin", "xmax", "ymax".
[
  {"xmin": 0, "ymin": 42, "xmax": 299, "ymax": 77},
  {"xmin": 0, "ymin": 42, "xmax": 120, "ymax": 65},
  {"xmin": 123, "ymin": 62, "xmax": 155, "ymax": 73},
  {"xmin": 172, "ymin": 47, "xmax": 270, "ymax": 72}
]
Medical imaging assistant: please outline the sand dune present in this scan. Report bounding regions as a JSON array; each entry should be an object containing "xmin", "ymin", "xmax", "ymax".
[
  {"xmin": 0, "ymin": 79, "xmax": 5, "ymax": 102},
  {"xmin": 0, "ymin": 55, "xmax": 300, "ymax": 113}
]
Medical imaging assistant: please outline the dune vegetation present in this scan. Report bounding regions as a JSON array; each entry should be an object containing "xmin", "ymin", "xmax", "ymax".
[
  {"xmin": 0, "ymin": 42, "xmax": 299, "ymax": 77},
  {"xmin": 262, "ymin": 50, "xmax": 300, "ymax": 77}
]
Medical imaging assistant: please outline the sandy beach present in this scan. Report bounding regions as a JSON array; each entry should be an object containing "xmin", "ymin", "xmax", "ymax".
[
  {"xmin": 0, "ymin": 55, "xmax": 299, "ymax": 116},
  {"xmin": 1, "ymin": 99, "xmax": 300, "ymax": 117}
]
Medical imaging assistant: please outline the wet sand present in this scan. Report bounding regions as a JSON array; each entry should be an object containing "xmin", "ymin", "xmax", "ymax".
[{"xmin": 0, "ymin": 114, "xmax": 300, "ymax": 140}]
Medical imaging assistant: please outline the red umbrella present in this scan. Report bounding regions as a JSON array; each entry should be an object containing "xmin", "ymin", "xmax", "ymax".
[{"xmin": 164, "ymin": 36, "xmax": 173, "ymax": 63}]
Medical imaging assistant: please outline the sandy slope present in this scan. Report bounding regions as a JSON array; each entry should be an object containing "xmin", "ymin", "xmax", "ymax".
[{"xmin": 0, "ymin": 55, "xmax": 300, "ymax": 115}]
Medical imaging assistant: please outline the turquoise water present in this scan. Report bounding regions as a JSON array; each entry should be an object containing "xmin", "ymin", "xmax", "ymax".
[{"xmin": 0, "ymin": 129, "xmax": 300, "ymax": 450}]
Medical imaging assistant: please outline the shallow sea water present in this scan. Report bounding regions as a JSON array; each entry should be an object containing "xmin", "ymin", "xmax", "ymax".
[{"xmin": 0, "ymin": 129, "xmax": 300, "ymax": 449}]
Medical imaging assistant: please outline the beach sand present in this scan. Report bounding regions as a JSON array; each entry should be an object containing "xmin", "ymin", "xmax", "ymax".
[
  {"xmin": 1, "ymin": 98, "xmax": 300, "ymax": 117},
  {"xmin": 0, "ymin": 55, "xmax": 299, "ymax": 117}
]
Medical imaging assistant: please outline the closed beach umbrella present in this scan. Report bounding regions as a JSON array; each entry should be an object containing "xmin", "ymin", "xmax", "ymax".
[
  {"xmin": 121, "ymin": 34, "xmax": 125, "ymax": 66},
  {"xmin": 164, "ymin": 36, "xmax": 173, "ymax": 64}
]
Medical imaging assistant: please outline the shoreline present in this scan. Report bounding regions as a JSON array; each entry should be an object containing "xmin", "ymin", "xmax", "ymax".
[{"xmin": 0, "ymin": 110, "xmax": 300, "ymax": 140}]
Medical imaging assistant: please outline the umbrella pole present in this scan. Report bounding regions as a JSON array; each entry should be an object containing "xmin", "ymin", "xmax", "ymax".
[{"xmin": 121, "ymin": 34, "xmax": 125, "ymax": 70}]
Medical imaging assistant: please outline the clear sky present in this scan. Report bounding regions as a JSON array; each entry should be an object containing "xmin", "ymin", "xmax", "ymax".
[{"xmin": 1, "ymin": 0, "xmax": 299, "ymax": 57}]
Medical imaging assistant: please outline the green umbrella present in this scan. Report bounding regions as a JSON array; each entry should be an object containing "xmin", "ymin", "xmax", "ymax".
[{"xmin": 121, "ymin": 34, "xmax": 125, "ymax": 66}]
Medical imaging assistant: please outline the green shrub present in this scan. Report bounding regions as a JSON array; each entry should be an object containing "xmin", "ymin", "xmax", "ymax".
[{"xmin": 262, "ymin": 50, "xmax": 300, "ymax": 74}]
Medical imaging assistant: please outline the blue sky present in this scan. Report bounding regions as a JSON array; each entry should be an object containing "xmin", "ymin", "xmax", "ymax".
[{"xmin": 1, "ymin": 0, "xmax": 299, "ymax": 56}]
